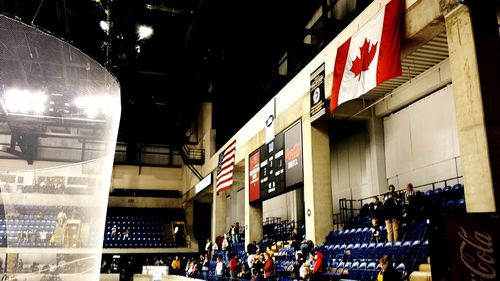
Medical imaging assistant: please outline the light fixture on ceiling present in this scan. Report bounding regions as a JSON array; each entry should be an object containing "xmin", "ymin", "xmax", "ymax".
[
  {"xmin": 137, "ymin": 25, "xmax": 153, "ymax": 40},
  {"xmin": 4, "ymin": 88, "xmax": 47, "ymax": 114},
  {"xmin": 99, "ymin": 20, "xmax": 109, "ymax": 33}
]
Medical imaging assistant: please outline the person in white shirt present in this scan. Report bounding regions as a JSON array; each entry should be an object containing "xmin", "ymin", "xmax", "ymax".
[{"xmin": 215, "ymin": 257, "xmax": 224, "ymax": 276}]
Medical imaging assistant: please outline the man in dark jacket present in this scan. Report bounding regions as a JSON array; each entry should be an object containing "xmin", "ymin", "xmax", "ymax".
[{"xmin": 383, "ymin": 191, "xmax": 400, "ymax": 242}]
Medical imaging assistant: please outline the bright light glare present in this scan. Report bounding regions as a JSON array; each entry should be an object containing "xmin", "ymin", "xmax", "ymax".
[
  {"xmin": 137, "ymin": 25, "xmax": 153, "ymax": 40},
  {"xmin": 74, "ymin": 95, "xmax": 119, "ymax": 119},
  {"xmin": 99, "ymin": 21, "xmax": 109, "ymax": 33},
  {"xmin": 5, "ymin": 88, "xmax": 47, "ymax": 114},
  {"xmin": 174, "ymin": 226, "xmax": 179, "ymax": 234}
]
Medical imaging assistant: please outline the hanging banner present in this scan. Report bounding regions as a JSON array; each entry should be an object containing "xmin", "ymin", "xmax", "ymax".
[
  {"xmin": 249, "ymin": 149, "xmax": 261, "ymax": 203},
  {"xmin": 310, "ymin": 63, "xmax": 326, "ymax": 122}
]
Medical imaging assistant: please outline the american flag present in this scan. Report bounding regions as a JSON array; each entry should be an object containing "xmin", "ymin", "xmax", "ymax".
[{"xmin": 216, "ymin": 139, "xmax": 236, "ymax": 194}]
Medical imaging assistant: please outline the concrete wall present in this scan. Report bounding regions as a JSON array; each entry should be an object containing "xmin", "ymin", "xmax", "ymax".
[
  {"xmin": 108, "ymin": 196, "xmax": 182, "ymax": 209},
  {"xmin": 112, "ymin": 166, "xmax": 183, "ymax": 191}
]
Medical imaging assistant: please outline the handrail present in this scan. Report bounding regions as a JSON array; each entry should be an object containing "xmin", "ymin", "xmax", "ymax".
[{"xmin": 338, "ymin": 176, "xmax": 463, "ymax": 227}]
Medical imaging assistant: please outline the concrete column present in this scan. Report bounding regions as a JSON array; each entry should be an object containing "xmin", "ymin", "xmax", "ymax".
[
  {"xmin": 245, "ymin": 155, "xmax": 263, "ymax": 245},
  {"xmin": 211, "ymin": 171, "xmax": 227, "ymax": 240},
  {"xmin": 367, "ymin": 114, "xmax": 388, "ymax": 195},
  {"xmin": 303, "ymin": 119, "xmax": 333, "ymax": 245},
  {"xmin": 445, "ymin": 3, "xmax": 499, "ymax": 212},
  {"xmin": 183, "ymin": 200, "xmax": 198, "ymax": 249}
]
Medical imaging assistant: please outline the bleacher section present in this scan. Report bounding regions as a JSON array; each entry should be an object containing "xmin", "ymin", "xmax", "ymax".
[
  {"xmin": 103, "ymin": 208, "xmax": 186, "ymax": 248},
  {"xmin": 267, "ymin": 183, "xmax": 465, "ymax": 281},
  {"xmin": 0, "ymin": 205, "xmax": 88, "ymax": 248}
]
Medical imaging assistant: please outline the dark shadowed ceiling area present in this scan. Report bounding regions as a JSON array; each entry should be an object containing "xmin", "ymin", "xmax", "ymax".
[{"xmin": 0, "ymin": 0, "xmax": 322, "ymax": 149}]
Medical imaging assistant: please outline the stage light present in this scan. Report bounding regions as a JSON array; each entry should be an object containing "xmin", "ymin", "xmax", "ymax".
[
  {"xmin": 74, "ymin": 95, "xmax": 119, "ymax": 119},
  {"xmin": 5, "ymin": 88, "xmax": 47, "ymax": 114},
  {"xmin": 99, "ymin": 21, "xmax": 109, "ymax": 33},
  {"xmin": 137, "ymin": 25, "xmax": 153, "ymax": 40}
]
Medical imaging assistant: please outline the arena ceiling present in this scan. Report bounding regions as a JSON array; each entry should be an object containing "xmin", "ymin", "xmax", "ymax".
[{"xmin": 0, "ymin": 0, "xmax": 321, "ymax": 149}]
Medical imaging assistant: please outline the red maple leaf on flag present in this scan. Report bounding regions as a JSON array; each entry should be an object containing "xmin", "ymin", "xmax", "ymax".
[{"xmin": 350, "ymin": 38, "xmax": 378, "ymax": 80}]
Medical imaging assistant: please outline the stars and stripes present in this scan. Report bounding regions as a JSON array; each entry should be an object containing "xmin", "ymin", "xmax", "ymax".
[{"xmin": 216, "ymin": 139, "xmax": 237, "ymax": 194}]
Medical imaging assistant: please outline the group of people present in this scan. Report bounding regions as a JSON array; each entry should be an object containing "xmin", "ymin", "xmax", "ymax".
[
  {"xmin": 369, "ymin": 183, "xmax": 417, "ymax": 243},
  {"xmin": 205, "ymin": 222, "xmax": 241, "ymax": 262},
  {"xmin": 110, "ymin": 225, "xmax": 130, "ymax": 239}
]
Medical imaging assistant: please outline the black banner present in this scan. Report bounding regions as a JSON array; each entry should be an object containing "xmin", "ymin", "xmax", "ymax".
[{"xmin": 310, "ymin": 63, "xmax": 326, "ymax": 122}]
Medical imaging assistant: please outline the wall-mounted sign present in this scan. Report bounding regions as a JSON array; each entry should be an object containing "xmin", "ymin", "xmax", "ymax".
[
  {"xmin": 249, "ymin": 149, "xmax": 261, "ymax": 203},
  {"xmin": 195, "ymin": 174, "xmax": 212, "ymax": 194},
  {"xmin": 284, "ymin": 120, "xmax": 303, "ymax": 189},
  {"xmin": 249, "ymin": 119, "xmax": 303, "ymax": 204},
  {"xmin": 310, "ymin": 63, "xmax": 326, "ymax": 122}
]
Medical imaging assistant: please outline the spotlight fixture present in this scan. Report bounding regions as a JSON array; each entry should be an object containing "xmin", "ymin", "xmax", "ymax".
[
  {"xmin": 137, "ymin": 25, "xmax": 153, "ymax": 40},
  {"xmin": 4, "ymin": 88, "xmax": 47, "ymax": 114},
  {"xmin": 99, "ymin": 20, "xmax": 109, "ymax": 33}
]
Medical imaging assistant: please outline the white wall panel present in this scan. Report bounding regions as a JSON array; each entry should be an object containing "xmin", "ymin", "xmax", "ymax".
[{"xmin": 384, "ymin": 86, "xmax": 461, "ymax": 188}]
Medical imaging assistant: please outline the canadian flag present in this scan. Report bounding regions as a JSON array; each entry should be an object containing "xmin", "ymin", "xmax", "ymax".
[{"xmin": 330, "ymin": 0, "xmax": 403, "ymax": 113}]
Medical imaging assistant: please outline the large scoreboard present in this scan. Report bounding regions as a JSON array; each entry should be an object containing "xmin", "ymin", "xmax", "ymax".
[{"xmin": 249, "ymin": 120, "xmax": 303, "ymax": 204}]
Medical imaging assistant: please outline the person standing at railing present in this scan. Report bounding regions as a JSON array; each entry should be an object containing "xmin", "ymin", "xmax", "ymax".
[{"xmin": 383, "ymin": 186, "xmax": 400, "ymax": 242}]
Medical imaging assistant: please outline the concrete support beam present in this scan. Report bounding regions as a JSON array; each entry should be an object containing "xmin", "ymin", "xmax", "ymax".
[
  {"xmin": 303, "ymin": 119, "xmax": 333, "ymax": 245},
  {"xmin": 183, "ymin": 200, "xmax": 198, "ymax": 250},
  {"xmin": 401, "ymin": 0, "xmax": 459, "ymax": 58},
  {"xmin": 211, "ymin": 171, "xmax": 227, "ymax": 240},
  {"xmin": 367, "ymin": 115, "xmax": 388, "ymax": 195},
  {"xmin": 445, "ymin": 3, "xmax": 499, "ymax": 212}
]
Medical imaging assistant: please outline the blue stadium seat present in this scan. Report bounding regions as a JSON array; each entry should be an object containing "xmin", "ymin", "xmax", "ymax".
[
  {"xmin": 359, "ymin": 262, "xmax": 367, "ymax": 270},
  {"xmin": 367, "ymin": 262, "xmax": 376, "ymax": 271}
]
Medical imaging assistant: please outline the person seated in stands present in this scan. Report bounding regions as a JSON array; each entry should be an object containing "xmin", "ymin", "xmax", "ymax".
[
  {"xmin": 377, "ymin": 255, "xmax": 401, "ymax": 281},
  {"xmin": 369, "ymin": 196, "xmax": 384, "ymax": 221},
  {"xmin": 383, "ymin": 189, "xmax": 400, "ymax": 242},
  {"xmin": 370, "ymin": 217, "xmax": 383, "ymax": 243}
]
